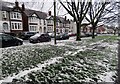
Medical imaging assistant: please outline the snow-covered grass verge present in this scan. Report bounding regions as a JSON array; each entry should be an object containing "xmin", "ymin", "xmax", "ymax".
[
  {"xmin": 0, "ymin": 35, "xmax": 119, "ymax": 83},
  {"xmin": 1, "ymin": 45, "xmax": 75, "ymax": 78}
]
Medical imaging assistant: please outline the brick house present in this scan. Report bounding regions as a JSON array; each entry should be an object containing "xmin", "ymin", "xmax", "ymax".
[
  {"xmin": 0, "ymin": 1, "xmax": 28, "ymax": 35},
  {"xmin": 24, "ymin": 9, "xmax": 47, "ymax": 33},
  {"xmin": 0, "ymin": 6, "xmax": 11, "ymax": 33},
  {"xmin": 46, "ymin": 11, "xmax": 70, "ymax": 34}
]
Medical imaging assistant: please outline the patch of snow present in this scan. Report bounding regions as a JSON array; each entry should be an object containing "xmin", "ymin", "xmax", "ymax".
[
  {"xmin": 0, "ymin": 57, "xmax": 63, "ymax": 83},
  {"xmin": 98, "ymin": 71, "xmax": 116, "ymax": 82},
  {"xmin": 71, "ymin": 48, "xmax": 85, "ymax": 56}
]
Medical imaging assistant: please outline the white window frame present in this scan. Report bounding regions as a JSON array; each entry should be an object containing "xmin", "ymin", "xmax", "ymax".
[
  {"xmin": 29, "ymin": 25, "xmax": 37, "ymax": 32},
  {"xmin": 47, "ymin": 20, "xmax": 52, "ymax": 24},
  {"xmin": 3, "ymin": 23, "xmax": 8, "ymax": 30},
  {"xmin": 44, "ymin": 20, "xmax": 46, "ymax": 25},
  {"xmin": 39, "ymin": 19, "xmax": 42, "ymax": 25},
  {"xmin": 11, "ymin": 22, "xmax": 22, "ymax": 30},
  {"xmin": 2, "ymin": 11, "xmax": 7, "ymax": 18},
  {"xmin": 10, "ymin": 12, "xmax": 22, "ymax": 20},
  {"xmin": 29, "ymin": 17, "xmax": 39, "ymax": 23}
]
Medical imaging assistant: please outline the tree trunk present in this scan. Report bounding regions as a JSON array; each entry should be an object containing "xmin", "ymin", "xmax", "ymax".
[
  {"xmin": 114, "ymin": 30, "xmax": 116, "ymax": 35},
  {"xmin": 76, "ymin": 22, "xmax": 81, "ymax": 41},
  {"xmin": 92, "ymin": 25, "xmax": 96, "ymax": 39},
  {"xmin": 117, "ymin": 40, "xmax": 120, "ymax": 84}
]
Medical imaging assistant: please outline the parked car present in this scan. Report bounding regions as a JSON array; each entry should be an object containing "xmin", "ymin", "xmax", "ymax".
[
  {"xmin": 0, "ymin": 33, "xmax": 23, "ymax": 48},
  {"xmin": 29, "ymin": 33, "xmax": 51, "ymax": 43},
  {"xmin": 68, "ymin": 32, "xmax": 76, "ymax": 37},
  {"xmin": 3, "ymin": 32, "xmax": 16, "ymax": 36},
  {"xmin": 85, "ymin": 32, "xmax": 98, "ymax": 37},
  {"xmin": 19, "ymin": 32, "xmax": 37, "ymax": 40},
  {"xmin": 85, "ymin": 32, "xmax": 92, "ymax": 37},
  {"xmin": 48, "ymin": 32, "xmax": 59, "ymax": 38},
  {"xmin": 80, "ymin": 32, "xmax": 86, "ymax": 37},
  {"xmin": 56, "ymin": 33, "xmax": 69, "ymax": 40}
]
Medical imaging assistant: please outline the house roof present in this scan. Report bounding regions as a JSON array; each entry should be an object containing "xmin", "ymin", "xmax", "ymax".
[
  {"xmin": 1, "ymin": 2, "xmax": 71, "ymax": 22},
  {"xmin": 1, "ymin": 6, "xmax": 12, "ymax": 11},
  {"xmin": 1, "ymin": 5, "xmax": 47, "ymax": 19},
  {"xmin": 57, "ymin": 16, "xmax": 70, "ymax": 24},
  {"xmin": 35, "ymin": 11, "xmax": 47, "ymax": 19},
  {"xmin": 46, "ymin": 15, "xmax": 70, "ymax": 23},
  {"xmin": 24, "ymin": 9, "xmax": 35, "ymax": 16},
  {"xmin": 24, "ymin": 9, "xmax": 47, "ymax": 19}
]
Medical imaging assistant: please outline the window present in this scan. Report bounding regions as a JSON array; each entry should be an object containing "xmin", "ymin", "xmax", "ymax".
[
  {"xmin": 48, "ymin": 27, "xmax": 53, "ymax": 32},
  {"xmin": 11, "ymin": 22, "xmax": 22, "ymax": 30},
  {"xmin": 2, "ymin": 11, "xmax": 7, "ymax": 18},
  {"xmin": 17, "ymin": 13, "xmax": 20, "ymax": 18},
  {"xmin": 60, "ymin": 29, "xmax": 62, "ymax": 33},
  {"xmin": 65, "ymin": 29, "xmax": 68, "ymax": 33},
  {"xmin": 14, "ymin": 13, "xmax": 16, "ymax": 18},
  {"xmin": 3, "ymin": 23, "xmax": 8, "ymax": 30},
  {"xmin": 29, "ymin": 25, "xmax": 37, "ymax": 31},
  {"xmin": 39, "ymin": 19, "xmax": 42, "ymax": 25},
  {"xmin": 56, "ymin": 22, "xmax": 59, "ymax": 26},
  {"xmin": 56, "ymin": 29, "xmax": 59, "ymax": 33},
  {"xmin": 47, "ymin": 20, "xmax": 52, "ymax": 24},
  {"xmin": 29, "ymin": 17, "xmax": 38, "ymax": 23},
  {"xmin": 44, "ymin": 27, "xmax": 46, "ymax": 33},
  {"xmin": 15, "ymin": 23, "xmax": 17, "ymax": 29},
  {"xmin": 39, "ymin": 27, "xmax": 42, "ymax": 32},
  {"xmin": 11, "ymin": 12, "xmax": 22, "ymax": 19},
  {"xmin": 44, "ymin": 20, "xmax": 46, "ymax": 25}
]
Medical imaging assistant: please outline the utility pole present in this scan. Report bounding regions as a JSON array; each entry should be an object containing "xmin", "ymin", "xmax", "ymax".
[{"xmin": 54, "ymin": 0, "xmax": 57, "ymax": 44}]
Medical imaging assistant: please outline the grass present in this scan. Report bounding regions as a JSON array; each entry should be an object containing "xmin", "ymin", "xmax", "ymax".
[
  {"xmin": 18, "ymin": 35, "xmax": 118, "ymax": 83},
  {"xmin": 1, "ymin": 45, "xmax": 74, "ymax": 78},
  {"xmin": 21, "ymin": 49, "xmax": 115, "ymax": 83},
  {"xmin": 1, "ymin": 35, "xmax": 118, "ymax": 83}
]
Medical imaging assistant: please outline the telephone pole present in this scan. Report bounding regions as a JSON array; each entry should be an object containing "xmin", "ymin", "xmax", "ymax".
[{"xmin": 54, "ymin": 0, "xmax": 57, "ymax": 44}]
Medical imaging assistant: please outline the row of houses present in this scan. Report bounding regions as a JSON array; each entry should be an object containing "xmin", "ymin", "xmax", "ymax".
[
  {"xmin": 1, "ymin": 1, "xmax": 112, "ymax": 36},
  {"xmin": 0, "ymin": 1, "xmax": 76, "ymax": 35}
]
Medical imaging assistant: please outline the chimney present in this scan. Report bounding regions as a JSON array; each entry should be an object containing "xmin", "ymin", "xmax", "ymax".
[
  {"xmin": 15, "ymin": 1, "xmax": 19, "ymax": 7},
  {"xmin": 48, "ymin": 11, "xmax": 51, "ymax": 16},
  {"xmin": 22, "ymin": 3, "xmax": 25, "ymax": 11}
]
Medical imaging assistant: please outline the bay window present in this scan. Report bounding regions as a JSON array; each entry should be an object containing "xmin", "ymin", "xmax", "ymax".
[{"xmin": 11, "ymin": 22, "xmax": 22, "ymax": 30}]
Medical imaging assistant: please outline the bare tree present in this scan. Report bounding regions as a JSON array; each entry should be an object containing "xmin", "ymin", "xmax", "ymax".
[
  {"xmin": 99, "ymin": 1, "xmax": 120, "ymax": 36},
  {"xmin": 117, "ymin": 1, "xmax": 120, "ymax": 36},
  {"xmin": 85, "ymin": 0, "xmax": 108, "ymax": 38},
  {"xmin": 58, "ymin": 0, "xmax": 91, "ymax": 41},
  {"xmin": 101, "ymin": 1, "xmax": 118, "ymax": 32}
]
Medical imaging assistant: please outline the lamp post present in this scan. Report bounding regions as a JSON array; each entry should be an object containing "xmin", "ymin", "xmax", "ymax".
[{"xmin": 54, "ymin": 0, "xmax": 57, "ymax": 44}]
